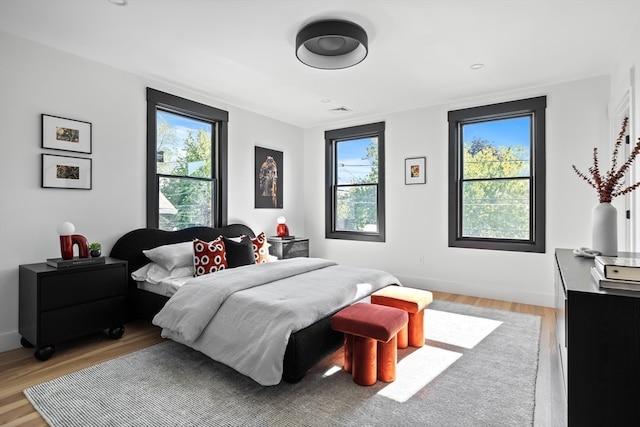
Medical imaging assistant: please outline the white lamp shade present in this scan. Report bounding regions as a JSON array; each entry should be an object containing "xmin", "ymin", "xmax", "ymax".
[{"xmin": 56, "ymin": 221, "xmax": 76, "ymax": 236}]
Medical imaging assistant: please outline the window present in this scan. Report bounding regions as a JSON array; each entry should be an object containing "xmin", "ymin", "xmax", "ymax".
[
  {"xmin": 325, "ymin": 122, "xmax": 385, "ymax": 242},
  {"xmin": 448, "ymin": 96, "xmax": 546, "ymax": 252},
  {"xmin": 146, "ymin": 88, "xmax": 228, "ymax": 230}
]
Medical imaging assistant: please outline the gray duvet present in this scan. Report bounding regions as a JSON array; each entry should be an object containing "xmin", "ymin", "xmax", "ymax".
[{"xmin": 152, "ymin": 257, "xmax": 399, "ymax": 385}]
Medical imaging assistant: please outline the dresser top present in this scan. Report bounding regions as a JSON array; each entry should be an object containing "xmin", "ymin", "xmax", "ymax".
[{"xmin": 555, "ymin": 248, "xmax": 640, "ymax": 298}]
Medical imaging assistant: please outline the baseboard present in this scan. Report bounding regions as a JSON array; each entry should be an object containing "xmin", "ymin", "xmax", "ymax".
[
  {"xmin": 394, "ymin": 274, "xmax": 554, "ymax": 308},
  {"xmin": 0, "ymin": 329, "xmax": 21, "ymax": 353}
]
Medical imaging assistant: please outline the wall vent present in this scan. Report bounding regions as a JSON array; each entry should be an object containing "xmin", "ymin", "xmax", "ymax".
[{"xmin": 329, "ymin": 106, "xmax": 353, "ymax": 114}]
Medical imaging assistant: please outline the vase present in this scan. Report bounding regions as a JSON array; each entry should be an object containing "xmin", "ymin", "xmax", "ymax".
[{"xmin": 592, "ymin": 203, "xmax": 617, "ymax": 256}]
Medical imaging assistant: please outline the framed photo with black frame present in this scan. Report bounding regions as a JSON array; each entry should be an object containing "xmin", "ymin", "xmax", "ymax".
[
  {"xmin": 405, "ymin": 156, "xmax": 426, "ymax": 185},
  {"xmin": 42, "ymin": 114, "xmax": 92, "ymax": 154},
  {"xmin": 42, "ymin": 153, "xmax": 92, "ymax": 190},
  {"xmin": 255, "ymin": 146, "xmax": 283, "ymax": 208}
]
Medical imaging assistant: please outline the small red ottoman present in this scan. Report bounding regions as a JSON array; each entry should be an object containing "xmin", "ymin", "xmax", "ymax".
[
  {"xmin": 331, "ymin": 303, "xmax": 408, "ymax": 386},
  {"xmin": 371, "ymin": 286, "xmax": 433, "ymax": 348}
]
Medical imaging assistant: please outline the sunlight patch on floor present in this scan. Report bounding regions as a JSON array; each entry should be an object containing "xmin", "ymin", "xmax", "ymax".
[
  {"xmin": 378, "ymin": 310, "xmax": 502, "ymax": 402},
  {"xmin": 424, "ymin": 309, "xmax": 502, "ymax": 349},
  {"xmin": 322, "ymin": 365, "xmax": 342, "ymax": 378},
  {"xmin": 377, "ymin": 345, "xmax": 461, "ymax": 403}
]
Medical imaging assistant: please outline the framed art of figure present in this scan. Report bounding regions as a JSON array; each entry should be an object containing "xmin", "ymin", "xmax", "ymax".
[
  {"xmin": 42, "ymin": 114, "xmax": 92, "ymax": 154},
  {"xmin": 42, "ymin": 154, "xmax": 92, "ymax": 190},
  {"xmin": 255, "ymin": 146, "xmax": 283, "ymax": 208}
]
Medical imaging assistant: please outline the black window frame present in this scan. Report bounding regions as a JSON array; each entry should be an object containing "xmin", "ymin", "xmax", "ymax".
[
  {"xmin": 325, "ymin": 121, "xmax": 386, "ymax": 242},
  {"xmin": 146, "ymin": 88, "xmax": 229, "ymax": 229},
  {"xmin": 448, "ymin": 96, "xmax": 546, "ymax": 253}
]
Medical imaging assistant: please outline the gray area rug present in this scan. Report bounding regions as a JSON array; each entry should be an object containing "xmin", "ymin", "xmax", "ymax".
[{"xmin": 24, "ymin": 300, "xmax": 540, "ymax": 427}]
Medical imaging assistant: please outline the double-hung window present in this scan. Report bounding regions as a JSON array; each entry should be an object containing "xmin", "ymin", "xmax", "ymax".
[
  {"xmin": 325, "ymin": 122, "xmax": 385, "ymax": 242},
  {"xmin": 448, "ymin": 96, "xmax": 546, "ymax": 252},
  {"xmin": 146, "ymin": 88, "xmax": 228, "ymax": 230}
]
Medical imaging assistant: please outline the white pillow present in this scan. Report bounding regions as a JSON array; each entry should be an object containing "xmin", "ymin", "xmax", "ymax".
[
  {"xmin": 143, "ymin": 241, "xmax": 194, "ymax": 270},
  {"xmin": 131, "ymin": 263, "xmax": 154, "ymax": 282},
  {"xmin": 131, "ymin": 262, "xmax": 194, "ymax": 284}
]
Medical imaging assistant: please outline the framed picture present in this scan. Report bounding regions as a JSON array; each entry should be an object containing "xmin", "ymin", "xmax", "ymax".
[
  {"xmin": 255, "ymin": 146, "xmax": 283, "ymax": 208},
  {"xmin": 42, "ymin": 114, "xmax": 92, "ymax": 153},
  {"xmin": 42, "ymin": 154, "xmax": 92, "ymax": 190},
  {"xmin": 405, "ymin": 156, "xmax": 426, "ymax": 185}
]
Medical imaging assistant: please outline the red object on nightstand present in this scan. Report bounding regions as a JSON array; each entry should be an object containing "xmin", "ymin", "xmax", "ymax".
[
  {"xmin": 60, "ymin": 234, "xmax": 89, "ymax": 260},
  {"xmin": 276, "ymin": 223, "xmax": 290, "ymax": 237}
]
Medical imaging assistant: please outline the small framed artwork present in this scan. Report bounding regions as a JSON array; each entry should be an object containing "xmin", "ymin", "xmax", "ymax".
[
  {"xmin": 255, "ymin": 146, "xmax": 283, "ymax": 208},
  {"xmin": 405, "ymin": 156, "xmax": 426, "ymax": 185},
  {"xmin": 42, "ymin": 114, "xmax": 92, "ymax": 154},
  {"xmin": 42, "ymin": 154, "xmax": 92, "ymax": 190}
]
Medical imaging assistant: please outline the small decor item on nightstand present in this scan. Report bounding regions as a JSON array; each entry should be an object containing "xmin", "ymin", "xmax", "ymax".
[
  {"xmin": 89, "ymin": 242, "xmax": 102, "ymax": 258},
  {"xmin": 276, "ymin": 216, "xmax": 290, "ymax": 237},
  {"xmin": 56, "ymin": 221, "xmax": 89, "ymax": 260}
]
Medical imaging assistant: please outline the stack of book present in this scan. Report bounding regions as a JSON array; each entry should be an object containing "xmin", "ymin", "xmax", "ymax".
[{"xmin": 591, "ymin": 254, "xmax": 640, "ymax": 291}]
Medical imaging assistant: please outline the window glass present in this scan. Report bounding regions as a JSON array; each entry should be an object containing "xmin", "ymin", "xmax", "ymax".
[
  {"xmin": 336, "ymin": 138, "xmax": 377, "ymax": 184},
  {"xmin": 156, "ymin": 110, "xmax": 213, "ymax": 178},
  {"xmin": 461, "ymin": 116, "xmax": 532, "ymax": 240},
  {"xmin": 335, "ymin": 137, "xmax": 379, "ymax": 232},
  {"xmin": 462, "ymin": 117, "xmax": 531, "ymax": 179},
  {"xmin": 155, "ymin": 110, "xmax": 214, "ymax": 231},
  {"xmin": 158, "ymin": 177, "xmax": 212, "ymax": 230}
]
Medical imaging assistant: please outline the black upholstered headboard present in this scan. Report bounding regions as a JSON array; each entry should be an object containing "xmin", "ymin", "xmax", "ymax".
[{"xmin": 110, "ymin": 224, "xmax": 255, "ymax": 284}]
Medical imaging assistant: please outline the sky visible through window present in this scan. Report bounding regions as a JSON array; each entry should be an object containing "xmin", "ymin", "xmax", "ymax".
[
  {"xmin": 158, "ymin": 110, "xmax": 212, "ymax": 142},
  {"xmin": 337, "ymin": 137, "xmax": 375, "ymax": 184},
  {"xmin": 462, "ymin": 116, "xmax": 531, "ymax": 155}
]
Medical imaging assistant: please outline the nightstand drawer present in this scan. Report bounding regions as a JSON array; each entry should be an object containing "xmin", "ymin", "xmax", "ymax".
[
  {"xmin": 40, "ymin": 296, "xmax": 127, "ymax": 345},
  {"xmin": 283, "ymin": 240, "xmax": 309, "ymax": 258},
  {"xmin": 267, "ymin": 237, "xmax": 309, "ymax": 259},
  {"xmin": 40, "ymin": 265, "xmax": 127, "ymax": 310}
]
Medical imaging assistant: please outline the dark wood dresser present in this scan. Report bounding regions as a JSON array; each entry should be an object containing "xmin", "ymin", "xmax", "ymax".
[{"xmin": 554, "ymin": 249, "xmax": 640, "ymax": 426}]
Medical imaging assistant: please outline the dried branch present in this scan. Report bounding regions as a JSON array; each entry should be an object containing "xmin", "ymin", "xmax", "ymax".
[{"xmin": 572, "ymin": 117, "xmax": 640, "ymax": 203}]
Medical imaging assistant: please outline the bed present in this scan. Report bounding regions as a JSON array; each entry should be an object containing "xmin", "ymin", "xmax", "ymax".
[{"xmin": 110, "ymin": 224, "xmax": 399, "ymax": 385}]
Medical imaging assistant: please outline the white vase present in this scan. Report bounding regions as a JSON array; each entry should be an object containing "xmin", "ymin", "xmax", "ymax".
[{"xmin": 592, "ymin": 202, "xmax": 618, "ymax": 256}]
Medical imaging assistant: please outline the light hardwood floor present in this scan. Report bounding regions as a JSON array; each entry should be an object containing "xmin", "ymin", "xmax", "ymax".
[{"xmin": 0, "ymin": 291, "xmax": 566, "ymax": 426}]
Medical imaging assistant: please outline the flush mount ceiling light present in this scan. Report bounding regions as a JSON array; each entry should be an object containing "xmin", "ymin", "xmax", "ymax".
[{"xmin": 296, "ymin": 20, "xmax": 368, "ymax": 70}]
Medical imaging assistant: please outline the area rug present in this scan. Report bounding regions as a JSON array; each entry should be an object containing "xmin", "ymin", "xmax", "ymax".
[{"xmin": 24, "ymin": 300, "xmax": 541, "ymax": 427}]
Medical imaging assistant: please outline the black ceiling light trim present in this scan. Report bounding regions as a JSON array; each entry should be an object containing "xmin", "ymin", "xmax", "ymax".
[{"xmin": 296, "ymin": 20, "xmax": 368, "ymax": 70}]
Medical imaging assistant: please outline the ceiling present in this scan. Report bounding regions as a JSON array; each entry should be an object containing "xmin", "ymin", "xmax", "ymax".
[{"xmin": 1, "ymin": 0, "xmax": 639, "ymax": 129}]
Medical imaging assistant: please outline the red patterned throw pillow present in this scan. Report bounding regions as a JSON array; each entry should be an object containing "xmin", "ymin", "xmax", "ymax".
[
  {"xmin": 244, "ymin": 232, "xmax": 270, "ymax": 264},
  {"xmin": 193, "ymin": 237, "xmax": 227, "ymax": 276}
]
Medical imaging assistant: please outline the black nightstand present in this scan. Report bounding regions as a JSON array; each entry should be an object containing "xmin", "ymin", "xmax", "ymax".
[
  {"xmin": 267, "ymin": 237, "xmax": 309, "ymax": 259},
  {"xmin": 19, "ymin": 257, "xmax": 128, "ymax": 361}
]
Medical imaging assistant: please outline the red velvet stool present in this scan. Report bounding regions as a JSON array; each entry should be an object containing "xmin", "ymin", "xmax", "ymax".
[
  {"xmin": 371, "ymin": 286, "xmax": 433, "ymax": 348},
  {"xmin": 331, "ymin": 303, "xmax": 408, "ymax": 386}
]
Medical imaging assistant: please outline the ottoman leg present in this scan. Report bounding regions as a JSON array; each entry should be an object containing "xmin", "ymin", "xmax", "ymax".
[
  {"xmin": 377, "ymin": 335, "xmax": 398, "ymax": 382},
  {"xmin": 343, "ymin": 334, "xmax": 353, "ymax": 373},
  {"xmin": 397, "ymin": 324, "xmax": 408, "ymax": 349},
  {"xmin": 408, "ymin": 309, "xmax": 425, "ymax": 347},
  {"xmin": 352, "ymin": 335, "xmax": 377, "ymax": 386}
]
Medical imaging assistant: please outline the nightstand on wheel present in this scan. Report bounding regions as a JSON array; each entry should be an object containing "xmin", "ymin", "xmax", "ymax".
[
  {"xmin": 19, "ymin": 257, "xmax": 128, "ymax": 361},
  {"xmin": 267, "ymin": 237, "xmax": 309, "ymax": 259}
]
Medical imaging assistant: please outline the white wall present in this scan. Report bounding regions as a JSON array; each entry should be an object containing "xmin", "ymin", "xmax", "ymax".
[
  {"xmin": 0, "ymin": 33, "xmax": 304, "ymax": 351},
  {"xmin": 304, "ymin": 75, "xmax": 612, "ymax": 308}
]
